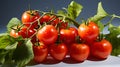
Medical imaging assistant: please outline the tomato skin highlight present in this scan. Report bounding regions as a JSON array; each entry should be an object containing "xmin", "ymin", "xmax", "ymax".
[
  {"xmin": 78, "ymin": 22, "xmax": 99, "ymax": 44},
  {"xmin": 70, "ymin": 43, "xmax": 90, "ymax": 62},
  {"xmin": 91, "ymin": 39, "xmax": 112, "ymax": 59},
  {"xmin": 49, "ymin": 43, "xmax": 67, "ymax": 61},
  {"xmin": 21, "ymin": 10, "xmax": 40, "ymax": 29},
  {"xmin": 33, "ymin": 44, "xmax": 48, "ymax": 63},
  {"xmin": 37, "ymin": 25, "xmax": 58, "ymax": 45}
]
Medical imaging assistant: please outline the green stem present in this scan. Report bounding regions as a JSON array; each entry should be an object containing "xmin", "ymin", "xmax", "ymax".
[
  {"xmin": 99, "ymin": 32, "xmax": 104, "ymax": 41},
  {"xmin": 113, "ymin": 14, "xmax": 120, "ymax": 18},
  {"xmin": 104, "ymin": 14, "xmax": 115, "ymax": 27},
  {"xmin": 38, "ymin": 11, "xmax": 80, "ymax": 27},
  {"xmin": 65, "ymin": 17, "xmax": 80, "ymax": 27}
]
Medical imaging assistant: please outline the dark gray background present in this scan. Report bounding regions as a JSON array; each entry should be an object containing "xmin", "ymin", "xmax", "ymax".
[{"xmin": 0, "ymin": 0, "xmax": 120, "ymax": 33}]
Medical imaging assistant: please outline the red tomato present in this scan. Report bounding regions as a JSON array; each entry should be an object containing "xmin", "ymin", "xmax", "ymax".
[
  {"xmin": 40, "ymin": 15, "xmax": 51, "ymax": 24},
  {"xmin": 10, "ymin": 29, "xmax": 20, "ymax": 38},
  {"xmin": 33, "ymin": 43, "xmax": 48, "ymax": 63},
  {"xmin": 21, "ymin": 10, "xmax": 40, "ymax": 29},
  {"xmin": 59, "ymin": 21, "xmax": 68, "ymax": 30},
  {"xmin": 91, "ymin": 39, "xmax": 112, "ymax": 59},
  {"xmin": 70, "ymin": 43, "xmax": 90, "ymax": 62},
  {"xmin": 50, "ymin": 16, "xmax": 60, "ymax": 26},
  {"xmin": 18, "ymin": 26, "xmax": 36, "ymax": 38},
  {"xmin": 49, "ymin": 43, "xmax": 67, "ymax": 61},
  {"xmin": 31, "ymin": 36, "xmax": 37, "ymax": 44},
  {"xmin": 37, "ymin": 25, "xmax": 58, "ymax": 45},
  {"xmin": 69, "ymin": 27, "xmax": 78, "ymax": 37},
  {"xmin": 60, "ymin": 27, "xmax": 78, "ymax": 45},
  {"xmin": 10, "ymin": 26, "xmax": 36, "ymax": 38},
  {"xmin": 78, "ymin": 22, "xmax": 99, "ymax": 44},
  {"xmin": 40, "ymin": 15, "xmax": 60, "ymax": 26}
]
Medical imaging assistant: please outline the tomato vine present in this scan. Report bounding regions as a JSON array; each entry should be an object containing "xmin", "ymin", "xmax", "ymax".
[{"xmin": 0, "ymin": 1, "xmax": 120, "ymax": 67}]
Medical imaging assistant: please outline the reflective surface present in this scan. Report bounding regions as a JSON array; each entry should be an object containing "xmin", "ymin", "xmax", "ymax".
[{"xmin": 27, "ymin": 56, "xmax": 120, "ymax": 67}]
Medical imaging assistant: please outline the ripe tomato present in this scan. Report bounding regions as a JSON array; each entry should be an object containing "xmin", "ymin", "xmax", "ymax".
[
  {"xmin": 69, "ymin": 27, "xmax": 78, "ymax": 37},
  {"xmin": 40, "ymin": 15, "xmax": 51, "ymax": 24},
  {"xmin": 40, "ymin": 15, "xmax": 60, "ymax": 26},
  {"xmin": 18, "ymin": 26, "xmax": 36, "ymax": 38},
  {"xmin": 10, "ymin": 26, "xmax": 36, "ymax": 38},
  {"xmin": 50, "ymin": 16, "xmax": 60, "ymax": 26},
  {"xmin": 70, "ymin": 43, "xmax": 90, "ymax": 62},
  {"xmin": 60, "ymin": 27, "xmax": 78, "ymax": 45},
  {"xmin": 91, "ymin": 39, "xmax": 112, "ymax": 59},
  {"xmin": 59, "ymin": 21, "xmax": 68, "ymax": 30},
  {"xmin": 49, "ymin": 43, "xmax": 67, "ymax": 61},
  {"xmin": 37, "ymin": 25, "xmax": 58, "ymax": 45},
  {"xmin": 78, "ymin": 21, "xmax": 99, "ymax": 44},
  {"xmin": 33, "ymin": 43, "xmax": 48, "ymax": 63},
  {"xmin": 10, "ymin": 29, "xmax": 20, "ymax": 38},
  {"xmin": 21, "ymin": 10, "xmax": 40, "ymax": 29}
]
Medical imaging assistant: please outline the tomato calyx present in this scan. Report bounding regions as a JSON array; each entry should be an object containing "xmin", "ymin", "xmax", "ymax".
[
  {"xmin": 11, "ymin": 24, "xmax": 23, "ymax": 32},
  {"xmin": 26, "ymin": 10, "xmax": 39, "ymax": 16}
]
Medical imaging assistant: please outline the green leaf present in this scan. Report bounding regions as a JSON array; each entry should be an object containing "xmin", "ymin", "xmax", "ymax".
[
  {"xmin": 105, "ymin": 24, "xmax": 120, "ymax": 56},
  {"xmin": 0, "ymin": 49, "xmax": 17, "ymax": 67},
  {"xmin": 13, "ymin": 39, "xmax": 34, "ymax": 67},
  {"xmin": 0, "ymin": 42, "xmax": 18, "ymax": 64},
  {"xmin": 0, "ymin": 50, "xmax": 9, "ymax": 64},
  {"xmin": 0, "ymin": 34, "xmax": 16, "ymax": 49},
  {"xmin": 90, "ymin": 2, "xmax": 108, "ymax": 22},
  {"xmin": 57, "ymin": 10, "xmax": 67, "ymax": 16},
  {"xmin": 5, "ymin": 42, "xmax": 18, "ymax": 50},
  {"xmin": 0, "ymin": 33, "xmax": 9, "ymax": 36},
  {"xmin": 7, "ymin": 18, "xmax": 21, "ymax": 33},
  {"xmin": 0, "ymin": 33, "xmax": 21, "ymax": 65},
  {"xmin": 67, "ymin": 1, "xmax": 83, "ymax": 19}
]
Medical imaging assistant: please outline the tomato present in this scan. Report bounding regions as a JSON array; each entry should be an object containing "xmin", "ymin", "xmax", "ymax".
[
  {"xmin": 50, "ymin": 16, "xmax": 60, "ymax": 26},
  {"xmin": 70, "ymin": 43, "xmax": 90, "ymax": 62},
  {"xmin": 59, "ymin": 21, "xmax": 68, "ymax": 30},
  {"xmin": 18, "ymin": 26, "xmax": 36, "ymax": 38},
  {"xmin": 49, "ymin": 43, "xmax": 67, "ymax": 61},
  {"xmin": 21, "ymin": 10, "xmax": 40, "ymax": 29},
  {"xmin": 10, "ymin": 29, "xmax": 20, "ymax": 38},
  {"xmin": 40, "ymin": 15, "xmax": 60, "ymax": 26},
  {"xmin": 78, "ymin": 21, "xmax": 99, "ymax": 44},
  {"xmin": 91, "ymin": 39, "xmax": 112, "ymax": 59},
  {"xmin": 69, "ymin": 27, "xmax": 78, "ymax": 37},
  {"xmin": 33, "ymin": 43, "xmax": 48, "ymax": 63},
  {"xmin": 31, "ymin": 36, "xmax": 37, "ymax": 44},
  {"xmin": 37, "ymin": 25, "xmax": 58, "ymax": 45},
  {"xmin": 40, "ymin": 15, "xmax": 51, "ymax": 24},
  {"xmin": 10, "ymin": 26, "xmax": 36, "ymax": 38},
  {"xmin": 60, "ymin": 27, "xmax": 78, "ymax": 45}
]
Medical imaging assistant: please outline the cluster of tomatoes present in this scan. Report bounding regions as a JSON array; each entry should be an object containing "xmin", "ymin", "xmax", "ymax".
[{"xmin": 10, "ymin": 10, "xmax": 112, "ymax": 63}]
